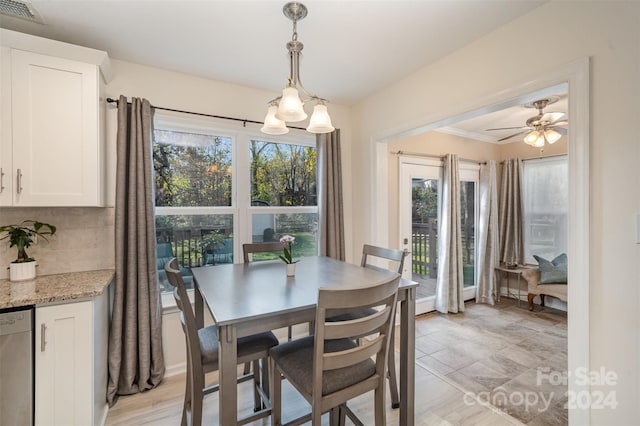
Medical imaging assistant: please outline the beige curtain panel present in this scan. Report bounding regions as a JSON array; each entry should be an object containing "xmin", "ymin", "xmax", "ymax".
[
  {"xmin": 435, "ymin": 154, "xmax": 465, "ymax": 314},
  {"xmin": 317, "ymin": 129, "xmax": 345, "ymax": 261},
  {"xmin": 476, "ymin": 160, "xmax": 499, "ymax": 304},
  {"xmin": 107, "ymin": 96, "xmax": 165, "ymax": 406},
  {"xmin": 499, "ymin": 158, "xmax": 524, "ymax": 265}
]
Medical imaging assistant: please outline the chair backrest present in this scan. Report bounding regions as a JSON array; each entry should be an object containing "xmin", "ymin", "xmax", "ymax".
[
  {"xmin": 361, "ymin": 244, "xmax": 406, "ymax": 274},
  {"xmin": 242, "ymin": 242, "xmax": 283, "ymax": 263},
  {"xmin": 165, "ymin": 258, "xmax": 202, "ymax": 372},
  {"xmin": 313, "ymin": 274, "xmax": 400, "ymax": 399},
  {"xmin": 156, "ymin": 242, "xmax": 175, "ymax": 270}
]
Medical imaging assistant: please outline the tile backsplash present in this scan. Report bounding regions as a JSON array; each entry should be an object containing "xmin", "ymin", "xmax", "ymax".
[{"xmin": 0, "ymin": 207, "xmax": 115, "ymax": 279}]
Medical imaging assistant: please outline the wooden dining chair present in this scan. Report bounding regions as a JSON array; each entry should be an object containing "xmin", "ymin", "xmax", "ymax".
[
  {"xmin": 361, "ymin": 244, "xmax": 406, "ymax": 409},
  {"xmin": 242, "ymin": 242, "xmax": 283, "ymax": 263},
  {"xmin": 164, "ymin": 258, "xmax": 278, "ymax": 426},
  {"xmin": 326, "ymin": 244, "xmax": 406, "ymax": 409},
  {"xmin": 269, "ymin": 274, "xmax": 401, "ymax": 425}
]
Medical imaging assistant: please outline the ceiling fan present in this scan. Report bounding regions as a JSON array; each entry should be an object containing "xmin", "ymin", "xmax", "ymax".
[{"xmin": 486, "ymin": 97, "xmax": 568, "ymax": 147}]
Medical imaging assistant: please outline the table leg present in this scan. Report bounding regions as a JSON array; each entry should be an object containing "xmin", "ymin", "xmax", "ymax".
[
  {"xmin": 194, "ymin": 283, "xmax": 204, "ymax": 329},
  {"xmin": 218, "ymin": 324, "xmax": 238, "ymax": 425},
  {"xmin": 399, "ymin": 287, "xmax": 415, "ymax": 426},
  {"xmin": 517, "ymin": 273, "xmax": 522, "ymax": 307}
]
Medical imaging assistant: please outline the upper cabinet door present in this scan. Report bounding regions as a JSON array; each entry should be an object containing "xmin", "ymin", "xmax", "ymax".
[
  {"xmin": 11, "ymin": 49, "xmax": 104, "ymax": 206},
  {"xmin": 0, "ymin": 47, "xmax": 13, "ymax": 206}
]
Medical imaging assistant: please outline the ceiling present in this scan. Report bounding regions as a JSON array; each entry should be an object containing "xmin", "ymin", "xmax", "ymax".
[{"xmin": 0, "ymin": 0, "xmax": 546, "ymax": 107}]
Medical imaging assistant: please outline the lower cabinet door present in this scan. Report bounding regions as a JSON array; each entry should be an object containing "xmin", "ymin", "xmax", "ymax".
[{"xmin": 35, "ymin": 301, "xmax": 92, "ymax": 426}]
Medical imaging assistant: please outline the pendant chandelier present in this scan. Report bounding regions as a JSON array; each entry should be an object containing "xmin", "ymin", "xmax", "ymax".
[{"xmin": 261, "ymin": 2, "xmax": 334, "ymax": 135}]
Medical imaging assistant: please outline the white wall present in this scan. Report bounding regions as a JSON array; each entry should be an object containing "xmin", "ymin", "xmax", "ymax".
[{"xmin": 352, "ymin": 2, "xmax": 639, "ymax": 424}]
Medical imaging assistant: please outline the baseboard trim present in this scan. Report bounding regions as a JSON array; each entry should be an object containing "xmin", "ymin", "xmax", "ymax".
[{"xmin": 164, "ymin": 362, "xmax": 187, "ymax": 378}]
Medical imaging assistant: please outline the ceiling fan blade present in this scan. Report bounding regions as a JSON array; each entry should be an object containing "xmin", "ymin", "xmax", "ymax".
[
  {"xmin": 550, "ymin": 119, "xmax": 568, "ymax": 127},
  {"xmin": 542, "ymin": 112, "xmax": 565, "ymax": 122},
  {"xmin": 549, "ymin": 126, "xmax": 568, "ymax": 135},
  {"xmin": 498, "ymin": 131, "xmax": 527, "ymax": 142},
  {"xmin": 485, "ymin": 126, "xmax": 528, "ymax": 131}
]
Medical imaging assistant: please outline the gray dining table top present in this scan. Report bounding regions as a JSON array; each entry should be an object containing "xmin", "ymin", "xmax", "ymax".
[{"xmin": 191, "ymin": 256, "xmax": 414, "ymax": 327}]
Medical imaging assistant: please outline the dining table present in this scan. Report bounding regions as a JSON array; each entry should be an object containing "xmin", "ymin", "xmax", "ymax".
[{"xmin": 191, "ymin": 255, "xmax": 417, "ymax": 425}]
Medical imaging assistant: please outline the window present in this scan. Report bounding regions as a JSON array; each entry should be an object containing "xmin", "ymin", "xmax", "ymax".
[
  {"xmin": 152, "ymin": 115, "xmax": 318, "ymax": 291},
  {"xmin": 460, "ymin": 180, "xmax": 476, "ymax": 287},
  {"xmin": 522, "ymin": 156, "xmax": 568, "ymax": 263}
]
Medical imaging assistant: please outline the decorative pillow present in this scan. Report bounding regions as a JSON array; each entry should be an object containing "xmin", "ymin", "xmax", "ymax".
[{"xmin": 533, "ymin": 253, "xmax": 567, "ymax": 284}]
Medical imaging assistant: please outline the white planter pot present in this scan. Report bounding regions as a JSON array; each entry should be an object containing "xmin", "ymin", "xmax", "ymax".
[
  {"xmin": 9, "ymin": 261, "xmax": 37, "ymax": 282},
  {"xmin": 286, "ymin": 263, "xmax": 296, "ymax": 277}
]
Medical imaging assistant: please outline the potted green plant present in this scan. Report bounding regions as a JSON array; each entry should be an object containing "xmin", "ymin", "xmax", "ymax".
[{"xmin": 0, "ymin": 220, "xmax": 56, "ymax": 281}]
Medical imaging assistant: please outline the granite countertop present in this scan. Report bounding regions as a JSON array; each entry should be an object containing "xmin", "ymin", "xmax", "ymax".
[{"xmin": 0, "ymin": 269, "xmax": 115, "ymax": 309}]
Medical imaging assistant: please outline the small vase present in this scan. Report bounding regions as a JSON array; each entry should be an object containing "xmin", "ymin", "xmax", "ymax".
[{"xmin": 286, "ymin": 263, "xmax": 296, "ymax": 277}]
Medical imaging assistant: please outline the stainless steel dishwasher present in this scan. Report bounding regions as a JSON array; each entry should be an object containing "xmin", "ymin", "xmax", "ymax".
[{"xmin": 0, "ymin": 306, "xmax": 34, "ymax": 426}]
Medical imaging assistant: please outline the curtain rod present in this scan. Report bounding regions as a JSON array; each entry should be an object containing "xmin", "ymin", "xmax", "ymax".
[
  {"xmin": 105, "ymin": 97, "xmax": 307, "ymax": 131},
  {"xmin": 521, "ymin": 153, "xmax": 568, "ymax": 162},
  {"xmin": 392, "ymin": 150, "xmax": 486, "ymax": 165},
  {"xmin": 500, "ymin": 153, "xmax": 568, "ymax": 164}
]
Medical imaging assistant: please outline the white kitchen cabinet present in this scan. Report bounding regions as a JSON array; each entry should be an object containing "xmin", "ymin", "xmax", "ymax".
[
  {"xmin": 35, "ymin": 290, "xmax": 109, "ymax": 426},
  {"xmin": 0, "ymin": 29, "xmax": 110, "ymax": 207}
]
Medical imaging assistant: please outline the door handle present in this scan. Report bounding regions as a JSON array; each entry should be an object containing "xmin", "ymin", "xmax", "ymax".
[
  {"xmin": 0, "ymin": 167, "xmax": 4, "ymax": 193},
  {"xmin": 16, "ymin": 169, "xmax": 22, "ymax": 194},
  {"xmin": 40, "ymin": 323, "xmax": 47, "ymax": 352}
]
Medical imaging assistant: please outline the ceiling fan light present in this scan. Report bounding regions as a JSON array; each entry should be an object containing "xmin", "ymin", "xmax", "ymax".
[
  {"xmin": 306, "ymin": 103, "xmax": 334, "ymax": 134},
  {"xmin": 261, "ymin": 105, "xmax": 289, "ymax": 135},
  {"xmin": 544, "ymin": 128, "xmax": 562, "ymax": 144},
  {"xmin": 533, "ymin": 135, "xmax": 545, "ymax": 148},
  {"xmin": 524, "ymin": 131, "xmax": 540, "ymax": 146},
  {"xmin": 277, "ymin": 86, "xmax": 307, "ymax": 122}
]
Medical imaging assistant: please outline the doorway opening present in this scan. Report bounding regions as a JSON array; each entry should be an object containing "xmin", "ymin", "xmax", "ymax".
[{"xmin": 371, "ymin": 58, "xmax": 590, "ymax": 425}]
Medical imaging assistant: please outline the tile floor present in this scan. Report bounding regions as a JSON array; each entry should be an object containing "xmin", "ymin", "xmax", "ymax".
[
  {"xmin": 105, "ymin": 298, "xmax": 567, "ymax": 425},
  {"xmin": 414, "ymin": 298, "xmax": 568, "ymax": 425}
]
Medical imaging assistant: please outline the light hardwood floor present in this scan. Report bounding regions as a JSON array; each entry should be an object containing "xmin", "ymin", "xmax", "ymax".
[{"xmin": 106, "ymin": 299, "xmax": 566, "ymax": 425}]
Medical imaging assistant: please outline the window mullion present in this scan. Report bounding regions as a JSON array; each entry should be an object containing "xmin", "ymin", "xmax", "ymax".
[{"xmin": 236, "ymin": 132, "xmax": 251, "ymax": 259}]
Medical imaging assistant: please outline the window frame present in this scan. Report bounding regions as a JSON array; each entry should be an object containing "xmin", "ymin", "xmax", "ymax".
[{"xmin": 153, "ymin": 113, "xmax": 318, "ymax": 275}]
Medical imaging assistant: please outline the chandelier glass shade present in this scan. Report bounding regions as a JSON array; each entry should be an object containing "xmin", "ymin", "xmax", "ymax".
[
  {"xmin": 261, "ymin": 2, "xmax": 334, "ymax": 135},
  {"xmin": 261, "ymin": 104, "xmax": 289, "ymax": 135}
]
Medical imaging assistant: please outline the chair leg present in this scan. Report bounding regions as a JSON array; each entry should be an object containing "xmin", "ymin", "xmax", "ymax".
[
  {"xmin": 190, "ymin": 368, "xmax": 205, "ymax": 426},
  {"xmin": 339, "ymin": 405, "xmax": 346, "ymax": 426},
  {"xmin": 374, "ymin": 382, "xmax": 386, "ymax": 426},
  {"xmin": 181, "ymin": 360, "xmax": 191, "ymax": 426},
  {"xmin": 387, "ymin": 327, "xmax": 400, "ymax": 409},
  {"xmin": 312, "ymin": 407, "xmax": 322, "ymax": 425},
  {"xmin": 528, "ymin": 293, "xmax": 536, "ymax": 311},
  {"xmin": 270, "ymin": 357, "xmax": 282, "ymax": 426},
  {"xmin": 261, "ymin": 357, "xmax": 270, "ymax": 406},
  {"xmin": 330, "ymin": 407, "xmax": 340, "ymax": 426},
  {"xmin": 252, "ymin": 359, "xmax": 261, "ymax": 412}
]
